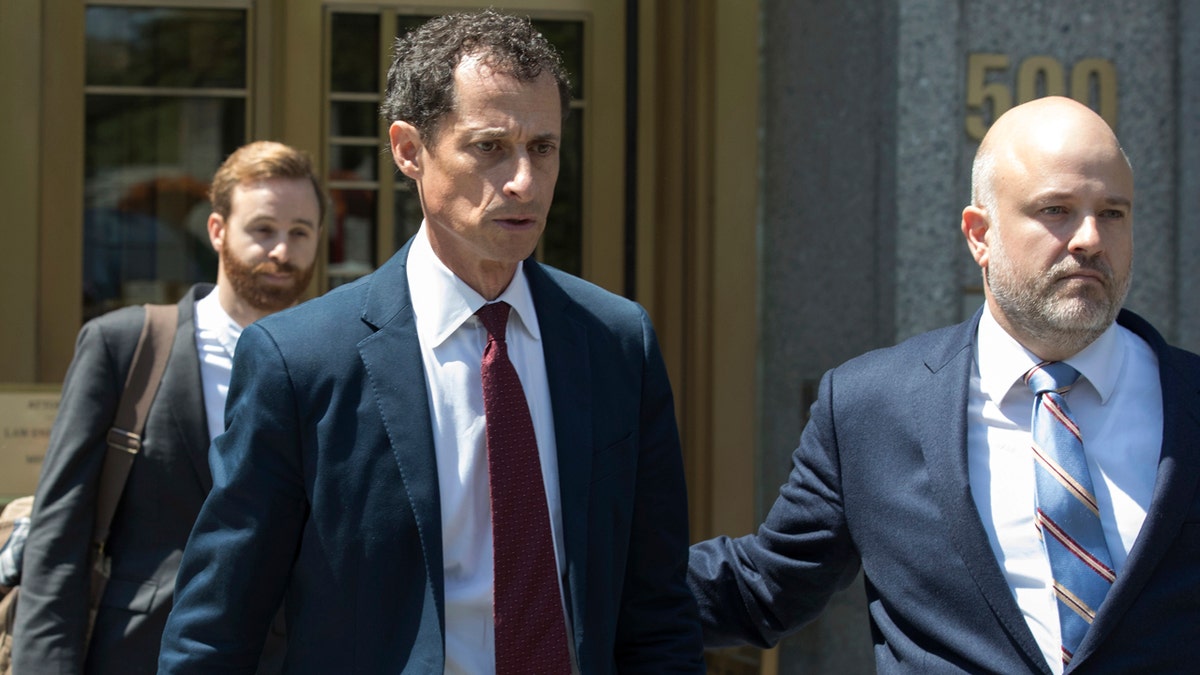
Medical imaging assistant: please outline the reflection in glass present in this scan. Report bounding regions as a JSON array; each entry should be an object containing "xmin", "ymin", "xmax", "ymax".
[
  {"xmin": 84, "ymin": 96, "xmax": 244, "ymax": 320},
  {"xmin": 329, "ymin": 144, "xmax": 379, "ymax": 181},
  {"xmin": 329, "ymin": 188, "xmax": 378, "ymax": 287},
  {"xmin": 86, "ymin": 7, "xmax": 246, "ymax": 89},
  {"xmin": 83, "ymin": 6, "xmax": 247, "ymax": 320}
]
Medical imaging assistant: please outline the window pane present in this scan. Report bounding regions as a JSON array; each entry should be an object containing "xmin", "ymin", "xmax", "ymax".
[
  {"xmin": 331, "ymin": 100, "xmax": 380, "ymax": 138},
  {"xmin": 86, "ymin": 7, "xmax": 246, "ymax": 89},
  {"xmin": 532, "ymin": 20, "xmax": 584, "ymax": 99},
  {"xmin": 395, "ymin": 14, "xmax": 430, "ymax": 40},
  {"xmin": 542, "ymin": 110, "xmax": 583, "ymax": 276},
  {"xmin": 393, "ymin": 182, "xmax": 423, "ymax": 251},
  {"xmin": 331, "ymin": 13, "xmax": 380, "ymax": 93},
  {"xmin": 329, "ymin": 188, "xmax": 378, "ymax": 287},
  {"xmin": 84, "ymin": 95, "xmax": 245, "ymax": 320},
  {"xmin": 329, "ymin": 144, "xmax": 379, "ymax": 182}
]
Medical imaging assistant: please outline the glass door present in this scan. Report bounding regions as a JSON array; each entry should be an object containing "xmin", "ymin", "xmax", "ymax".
[{"xmin": 82, "ymin": 4, "xmax": 252, "ymax": 320}]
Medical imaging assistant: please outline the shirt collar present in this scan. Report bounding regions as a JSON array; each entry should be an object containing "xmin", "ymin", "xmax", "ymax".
[
  {"xmin": 406, "ymin": 223, "xmax": 542, "ymax": 348},
  {"xmin": 976, "ymin": 303, "xmax": 1122, "ymax": 405},
  {"xmin": 195, "ymin": 285, "xmax": 242, "ymax": 358}
]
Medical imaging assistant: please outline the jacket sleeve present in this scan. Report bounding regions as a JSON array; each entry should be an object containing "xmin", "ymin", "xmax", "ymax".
[
  {"xmin": 13, "ymin": 310, "xmax": 141, "ymax": 672},
  {"xmin": 613, "ymin": 308, "xmax": 706, "ymax": 672},
  {"xmin": 159, "ymin": 322, "xmax": 307, "ymax": 674},
  {"xmin": 687, "ymin": 367, "xmax": 861, "ymax": 649}
]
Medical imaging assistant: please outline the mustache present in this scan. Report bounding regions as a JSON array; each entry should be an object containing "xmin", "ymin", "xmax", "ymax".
[
  {"xmin": 251, "ymin": 260, "xmax": 299, "ymax": 275},
  {"xmin": 1049, "ymin": 254, "xmax": 1113, "ymax": 283}
]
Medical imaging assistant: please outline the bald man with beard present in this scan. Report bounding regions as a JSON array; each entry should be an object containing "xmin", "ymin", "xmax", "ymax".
[
  {"xmin": 13, "ymin": 141, "xmax": 323, "ymax": 675},
  {"xmin": 688, "ymin": 97, "xmax": 1200, "ymax": 673}
]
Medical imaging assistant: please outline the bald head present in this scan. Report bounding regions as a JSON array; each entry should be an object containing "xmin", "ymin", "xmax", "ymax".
[
  {"xmin": 971, "ymin": 96, "xmax": 1131, "ymax": 216},
  {"xmin": 961, "ymin": 95, "xmax": 1135, "ymax": 361}
]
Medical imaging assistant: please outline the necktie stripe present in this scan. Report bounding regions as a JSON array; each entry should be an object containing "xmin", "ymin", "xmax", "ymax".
[
  {"xmin": 1035, "ymin": 511, "xmax": 1117, "ymax": 582},
  {"xmin": 1052, "ymin": 581, "xmax": 1099, "ymax": 623},
  {"xmin": 1031, "ymin": 443, "xmax": 1100, "ymax": 515},
  {"xmin": 1043, "ymin": 397, "xmax": 1082, "ymax": 441}
]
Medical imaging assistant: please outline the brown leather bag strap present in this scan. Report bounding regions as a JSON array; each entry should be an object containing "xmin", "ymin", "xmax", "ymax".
[{"xmin": 92, "ymin": 303, "xmax": 179, "ymax": 550}]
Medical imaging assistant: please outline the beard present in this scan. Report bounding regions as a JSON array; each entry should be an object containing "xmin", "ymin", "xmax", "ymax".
[
  {"xmin": 986, "ymin": 234, "xmax": 1131, "ymax": 355},
  {"xmin": 221, "ymin": 237, "xmax": 315, "ymax": 313}
]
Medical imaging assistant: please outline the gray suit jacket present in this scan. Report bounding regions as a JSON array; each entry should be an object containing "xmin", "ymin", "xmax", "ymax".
[{"xmin": 14, "ymin": 285, "xmax": 284, "ymax": 674}]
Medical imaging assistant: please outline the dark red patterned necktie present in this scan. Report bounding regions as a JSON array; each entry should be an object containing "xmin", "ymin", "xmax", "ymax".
[{"xmin": 476, "ymin": 302, "xmax": 572, "ymax": 674}]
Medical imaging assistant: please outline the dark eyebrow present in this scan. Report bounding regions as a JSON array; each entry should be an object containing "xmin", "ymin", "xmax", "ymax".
[{"xmin": 468, "ymin": 128, "xmax": 561, "ymax": 144}]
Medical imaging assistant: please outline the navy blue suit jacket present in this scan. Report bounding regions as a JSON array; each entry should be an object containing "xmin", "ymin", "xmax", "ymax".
[
  {"xmin": 159, "ymin": 241, "xmax": 703, "ymax": 673},
  {"xmin": 689, "ymin": 309, "xmax": 1200, "ymax": 673}
]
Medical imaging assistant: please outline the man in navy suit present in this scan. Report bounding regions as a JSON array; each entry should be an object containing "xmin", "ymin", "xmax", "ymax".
[
  {"xmin": 689, "ymin": 96, "xmax": 1200, "ymax": 673},
  {"xmin": 159, "ymin": 10, "xmax": 702, "ymax": 673}
]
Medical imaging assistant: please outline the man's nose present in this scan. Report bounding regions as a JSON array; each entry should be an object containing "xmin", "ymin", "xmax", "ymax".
[
  {"xmin": 1068, "ymin": 214, "xmax": 1102, "ymax": 255},
  {"xmin": 504, "ymin": 153, "xmax": 534, "ymax": 201},
  {"xmin": 267, "ymin": 236, "xmax": 291, "ymax": 263}
]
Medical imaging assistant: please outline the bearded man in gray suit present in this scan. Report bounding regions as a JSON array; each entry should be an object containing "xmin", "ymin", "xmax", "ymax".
[{"xmin": 13, "ymin": 141, "xmax": 324, "ymax": 674}]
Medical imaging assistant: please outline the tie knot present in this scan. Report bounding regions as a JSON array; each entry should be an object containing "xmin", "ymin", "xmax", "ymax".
[
  {"xmin": 476, "ymin": 301, "xmax": 511, "ymax": 342},
  {"xmin": 1024, "ymin": 361, "xmax": 1080, "ymax": 395}
]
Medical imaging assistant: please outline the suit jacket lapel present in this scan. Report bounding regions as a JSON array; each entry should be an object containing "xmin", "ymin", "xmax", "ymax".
[
  {"xmin": 170, "ymin": 284, "xmax": 215, "ymax": 494},
  {"xmin": 525, "ymin": 262, "xmax": 592, "ymax": 641},
  {"xmin": 917, "ymin": 311, "xmax": 1053, "ymax": 674},
  {"xmin": 1072, "ymin": 311, "xmax": 1200, "ymax": 665},
  {"xmin": 357, "ymin": 243, "xmax": 445, "ymax": 599}
]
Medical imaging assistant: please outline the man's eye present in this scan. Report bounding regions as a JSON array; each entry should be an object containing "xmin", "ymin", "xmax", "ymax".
[
  {"xmin": 533, "ymin": 142, "xmax": 556, "ymax": 155},
  {"xmin": 1041, "ymin": 206, "xmax": 1068, "ymax": 215},
  {"xmin": 476, "ymin": 141, "xmax": 498, "ymax": 152}
]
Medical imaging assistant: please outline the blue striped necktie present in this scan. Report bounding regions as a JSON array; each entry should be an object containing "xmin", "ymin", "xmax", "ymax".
[{"xmin": 1025, "ymin": 361, "xmax": 1114, "ymax": 667}]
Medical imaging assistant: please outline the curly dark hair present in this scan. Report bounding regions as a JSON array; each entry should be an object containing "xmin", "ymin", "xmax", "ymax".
[{"xmin": 379, "ymin": 9, "xmax": 571, "ymax": 140}]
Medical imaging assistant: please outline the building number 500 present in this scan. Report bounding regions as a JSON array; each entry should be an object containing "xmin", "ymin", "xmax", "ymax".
[{"xmin": 965, "ymin": 53, "xmax": 1118, "ymax": 141}]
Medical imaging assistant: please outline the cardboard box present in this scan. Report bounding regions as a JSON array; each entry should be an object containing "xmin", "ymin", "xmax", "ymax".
[{"xmin": 0, "ymin": 385, "xmax": 60, "ymax": 502}]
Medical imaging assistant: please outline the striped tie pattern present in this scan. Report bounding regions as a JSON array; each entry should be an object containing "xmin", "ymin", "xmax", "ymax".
[{"xmin": 1025, "ymin": 361, "xmax": 1114, "ymax": 666}]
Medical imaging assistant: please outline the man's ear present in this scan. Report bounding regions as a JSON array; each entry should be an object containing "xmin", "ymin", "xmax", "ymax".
[
  {"xmin": 390, "ymin": 121, "xmax": 423, "ymax": 181},
  {"xmin": 207, "ymin": 212, "xmax": 226, "ymax": 255},
  {"xmin": 961, "ymin": 205, "xmax": 992, "ymax": 269}
]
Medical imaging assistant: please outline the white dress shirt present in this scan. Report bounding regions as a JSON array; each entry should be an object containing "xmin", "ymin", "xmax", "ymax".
[
  {"xmin": 194, "ymin": 288, "xmax": 243, "ymax": 442},
  {"xmin": 406, "ymin": 225, "xmax": 574, "ymax": 674},
  {"xmin": 967, "ymin": 305, "xmax": 1162, "ymax": 673}
]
